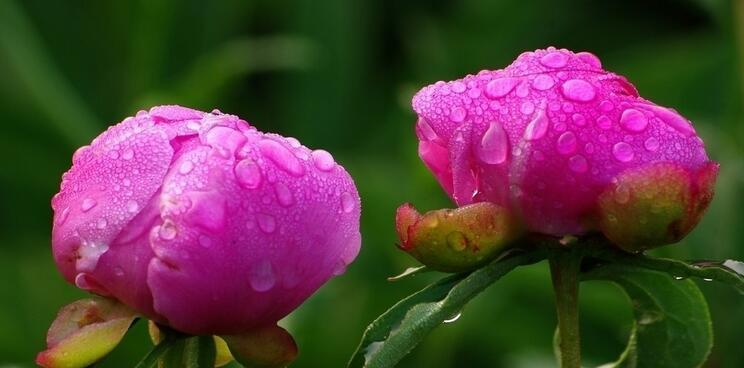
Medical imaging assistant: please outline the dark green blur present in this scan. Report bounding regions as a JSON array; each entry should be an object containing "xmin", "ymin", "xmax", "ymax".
[{"xmin": 1, "ymin": 0, "xmax": 742, "ymax": 367}]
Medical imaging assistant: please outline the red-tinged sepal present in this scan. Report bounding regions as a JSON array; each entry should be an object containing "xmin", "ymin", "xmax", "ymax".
[
  {"xmin": 395, "ymin": 202, "xmax": 521, "ymax": 272},
  {"xmin": 36, "ymin": 297, "xmax": 138, "ymax": 368},
  {"xmin": 221, "ymin": 325, "xmax": 298, "ymax": 368},
  {"xmin": 597, "ymin": 161, "xmax": 719, "ymax": 252}
]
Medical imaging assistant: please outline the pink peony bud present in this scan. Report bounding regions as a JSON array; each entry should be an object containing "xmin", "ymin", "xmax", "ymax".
[
  {"xmin": 51, "ymin": 105, "xmax": 361, "ymax": 335},
  {"xmin": 411, "ymin": 47, "xmax": 717, "ymax": 249}
]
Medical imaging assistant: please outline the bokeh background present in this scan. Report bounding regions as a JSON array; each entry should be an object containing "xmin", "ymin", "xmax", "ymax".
[{"xmin": 1, "ymin": 0, "xmax": 743, "ymax": 366}]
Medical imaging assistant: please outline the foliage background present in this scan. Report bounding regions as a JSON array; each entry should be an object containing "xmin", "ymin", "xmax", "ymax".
[{"xmin": 1, "ymin": 0, "xmax": 743, "ymax": 366}]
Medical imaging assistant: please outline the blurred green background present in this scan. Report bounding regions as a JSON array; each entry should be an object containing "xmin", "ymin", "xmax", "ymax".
[{"xmin": 1, "ymin": 0, "xmax": 743, "ymax": 366}]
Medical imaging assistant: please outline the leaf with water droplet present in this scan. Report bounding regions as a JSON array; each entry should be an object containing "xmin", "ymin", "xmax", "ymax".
[
  {"xmin": 584, "ymin": 264, "xmax": 712, "ymax": 368},
  {"xmin": 347, "ymin": 248, "xmax": 546, "ymax": 368},
  {"xmin": 387, "ymin": 266, "xmax": 431, "ymax": 282}
]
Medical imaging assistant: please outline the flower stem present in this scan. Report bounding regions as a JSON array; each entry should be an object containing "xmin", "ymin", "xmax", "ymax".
[{"xmin": 549, "ymin": 247, "xmax": 583, "ymax": 368}]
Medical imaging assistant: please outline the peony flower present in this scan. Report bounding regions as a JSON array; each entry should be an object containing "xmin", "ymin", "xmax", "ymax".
[
  {"xmin": 50, "ymin": 105, "xmax": 361, "ymax": 335},
  {"xmin": 409, "ymin": 47, "xmax": 717, "ymax": 252}
]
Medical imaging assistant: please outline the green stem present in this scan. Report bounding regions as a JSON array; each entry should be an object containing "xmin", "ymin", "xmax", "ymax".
[{"xmin": 549, "ymin": 247, "xmax": 583, "ymax": 368}]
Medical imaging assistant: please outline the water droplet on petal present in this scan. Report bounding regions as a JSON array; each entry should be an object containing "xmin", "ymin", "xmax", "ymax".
[
  {"xmin": 312, "ymin": 149, "xmax": 336, "ymax": 171},
  {"xmin": 478, "ymin": 121, "xmax": 509, "ymax": 164},
  {"xmin": 81, "ymin": 198, "xmax": 97, "ymax": 212},
  {"xmin": 571, "ymin": 113, "xmax": 586, "ymax": 126},
  {"xmin": 258, "ymin": 139, "xmax": 304, "ymax": 176},
  {"xmin": 56, "ymin": 207, "xmax": 70, "ymax": 225},
  {"xmin": 450, "ymin": 106, "xmax": 467, "ymax": 122},
  {"xmin": 198, "ymin": 234, "xmax": 213, "ymax": 248},
  {"xmin": 576, "ymin": 52, "xmax": 602, "ymax": 68},
  {"xmin": 532, "ymin": 75, "xmax": 555, "ymax": 90},
  {"xmin": 114, "ymin": 267, "xmax": 125, "ymax": 277},
  {"xmin": 76, "ymin": 241, "xmax": 109, "ymax": 272},
  {"xmin": 179, "ymin": 161, "xmax": 194, "ymax": 174},
  {"xmin": 561, "ymin": 79, "xmax": 596, "ymax": 102},
  {"xmin": 599, "ymin": 100, "xmax": 614, "ymax": 112},
  {"xmin": 485, "ymin": 78, "xmax": 519, "ymax": 99},
  {"xmin": 637, "ymin": 104, "xmax": 696, "ymax": 137},
  {"xmin": 540, "ymin": 52, "xmax": 569, "ymax": 68},
  {"xmin": 122, "ymin": 149, "xmax": 134, "ymax": 160},
  {"xmin": 524, "ymin": 110, "xmax": 549, "ymax": 141},
  {"xmin": 275, "ymin": 182, "xmax": 294, "ymax": 207},
  {"xmin": 341, "ymin": 192, "xmax": 356, "ymax": 213},
  {"xmin": 257, "ymin": 213, "xmax": 276, "ymax": 233},
  {"xmin": 556, "ymin": 131, "xmax": 578, "ymax": 155},
  {"xmin": 126, "ymin": 200, "xmax": 139, "ymax": 213},
  {"xmin": 596, "ymin": 115, "xmax": 612, "ymax": 130},
  {"xmin": 451, "ymin": 81, "xmax": 467, "ymax": 93},
  {"xmin": 620, "ymin": 108, "xmax": 648, "ymax": 132},
  {"xmin": 568, "ymin": 155, "xmax": 588, "ymax": 173},
  {"xmin": 234, "ymin": 159, "xmax": 262, "ymax": 189},
  {"xmin": 416, "ymin": 118, "xmax": 438, "ymax": 142},
  {"xmin": 520, "ymin": 101, "xmax": 535, "ymax": 115},
  {"xmin": 159, "ymin": 221, "xmax": 178, "ymax": 240},
  {"xmin": 612, "ymin": 142, "xmax": 635, "ymax": 162},
  {"xmin": 249, "ymin": 260, "xmax": 276, "ymax": 292},
  {"xmin": 96, "ymin": 218, "xmax": 107, "ymax": 229},
  {"xmin": 644, "ymin": 137, "xmax": 660, "ymax": 152}
]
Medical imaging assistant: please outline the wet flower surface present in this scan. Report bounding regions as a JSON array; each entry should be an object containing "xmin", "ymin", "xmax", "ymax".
[
  {"xmin": 51, "ymin": 105, "xmax": 361, "ymax": 335},
  {"xmin": 411, "ymin": 47, "xmax": 717, "ymax": 250}
]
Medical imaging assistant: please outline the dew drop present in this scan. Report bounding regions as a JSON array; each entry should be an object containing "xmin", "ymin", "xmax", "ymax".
[
  {"xmin": 96, "ymin": 218, "xmax": 108, "ymax": 229},
  {"xmin": 56, "ymin": 207, "xmax": 70, "ymax": 225},
  {"xmin": 596, "ymin": 115, "xmax": 612, "ymax": 130},
  {"xmin": 341, "ymin": 192, "xmax": 356, "ymax": 213},
  {"xmin": 450, "ymin": 106, "xmax": 467, "ymax": 122},
  {"xmin": 234, "ymin": 159, "xmax": 262, "ymax": 189},
  {"xmin": 81, "ymin": 198, "xmax": 97, "ymax": 212},
  {"xmin": 312, "ymin": 149, "xmax": 336, "ymax": 171},
  {"xmin": 599, "ymin": 100, "xmax": 614, "ymax": 112},
  {"xmin": 540, "ymin": 52, "xmax": 569, "ymax": 68},
  {"xmin": 612, "ymin": 142, "xmax": 635, "ymax": 162},
  {"xmin": 556, "ymin": 131, "xmax": 578, "ymax": 155},
  {"xmin": 76, "ymin": 241, "xmax": 109, "ymax": 272},
  {"xmin": 637, "ymin": 104, "xmax": 696, "ymax": 137},
  {"xmin": 122, "ymin": 149, "xmax": 134, "ymax": 160},
  {"xmin": 258, "ymin": 139, "xmax": 304, "ymax": 176},
  {"xmin": 114, "ymin": 267, "xmax": 125, "ymax": 277},
  {"xmin": 532, "ymin": 75, "xmax": 555, "ymax": 90},
  {"xmin": 257, "ymin": 213, "xmax": 276, "ymax": 233},
  {"xmin": 485, "ymin": 78, "xmax": 519, "ymax": 99},
  {"xmin": 478, "ymin": 121, "xmax": 509, "ymax": 164},
  {"xmin": 524, "ymin": 109, "xmax": 549, "ymax": 141},
  {"xmin": 159, "ymin": 221, "xmax": 178, "ymax": 240},
  {"xmin": 443, "ymin": 312, "xmax": 462, "ymax": 324},
  {"xmin": 561, "ymin": 79, "xmax": 596, "ymax": 102},
  {"xmin": 179, "ymin": 161, "xmax": 194, "ymax": 174},
  {"xmin": 644, "ymin": 137, "xmax": 660, "ymax": 152},
  {"xmin": 451, "ymin": 81, "xmax": 467, "ymax": 93},
  {"xmin": 568, "ymin": 155, "xmax": 588, "ymax": 173},
  {"xmin": 520, "ymin": 101, "xmax": 535, "ymax": 115},
  {"xmin": 620, "ymin": 108, "xmax": 648, "ymax": 132},
  {"xmin": 576, "ymin": 52, "xmax": 602, "ymax": 68},
  {"xmin": 126, "ymin": 200, "xmax": 139, "ymax": 213},
  {"xmin": 571, "ymin": 113, "xmax": 586, "ymax": 126},
  {"xmin": 249, "ymin": 260, "xmax": 276, "ymax": 292},
  {"xmin": 275, "ymin": 182, "xmax": 295, "ymax": 207}
]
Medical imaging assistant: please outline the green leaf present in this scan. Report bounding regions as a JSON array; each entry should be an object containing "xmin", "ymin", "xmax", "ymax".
[
  {"xmin": 584, "ymin": 264, "xmax": 712, "ymax": 368},
  {"xmin": 35, "ymin": 297, "xmax": 139, "ymax": 368},
  {"xmin": 348, "ymin": 248, "xmax": 547, "ymax": 368},
  {"xmin": 588, "ymin": 247, "xmax": 744, "ymax": 294}
]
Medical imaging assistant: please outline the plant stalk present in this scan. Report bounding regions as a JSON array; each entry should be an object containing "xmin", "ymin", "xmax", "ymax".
[{"xmin": 549, "ymin": 247, "xmax": 583, "ymax": 368}]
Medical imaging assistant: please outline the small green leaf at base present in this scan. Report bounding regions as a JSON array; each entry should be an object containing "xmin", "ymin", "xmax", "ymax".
[
  {"xmin": 36, "ymin": 297, "xmax": 138, "ymax": 368},
  {"xmin": 584, "ymin": 264, "xmax": 712, "ymax": 368}
]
